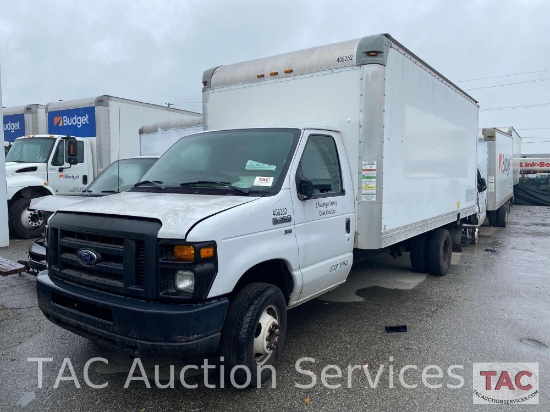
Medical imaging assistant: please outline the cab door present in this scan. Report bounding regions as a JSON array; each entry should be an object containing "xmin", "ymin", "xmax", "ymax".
[
  {"xmin": 47, "ymin": 139, "xmax": 92, "ymax": 194},
  {"xmin": 290, "ymin": 131, "xmax": 355, "ymax": 301}
]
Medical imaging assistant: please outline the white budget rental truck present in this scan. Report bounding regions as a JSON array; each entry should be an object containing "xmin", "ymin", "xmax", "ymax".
[
  {"xmin": 5, "ymin": 95, "xmax": 201, "ymax": 238},
  {"xmin": 37, "ymin": 34, "xmax": 480, "ymax": 386}
]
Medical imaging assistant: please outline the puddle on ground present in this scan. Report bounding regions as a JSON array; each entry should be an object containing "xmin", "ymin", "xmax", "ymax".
[{"xmin": 17, "ymin": 392, "xmax": 35, "ymax": 407}]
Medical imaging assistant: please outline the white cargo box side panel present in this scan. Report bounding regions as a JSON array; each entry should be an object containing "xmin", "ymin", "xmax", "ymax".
[
  {"xmin": 369, "ymin": 48, "xmax": 477, "ymax": 248},
  {"xmin": 486, "ymin": 129, "xmax": 513, "ymax": 210},
  {"xmin": 477, "ymin": 131, "xmax": 488, "ymax": 180},
  {"xmin": 105, "ymin": 100, "xmax": 199, "ymax": 171},
  {"xmin": 204, "ymin": 67, "xmax": 361, "ymax": 136},
  {"xmin": 204, "ymin": 67, "xmax": 363, "ymax": 191},
  {"xmin": 140, "ymin": 125, "xmax": 203, "ymax": 156}
]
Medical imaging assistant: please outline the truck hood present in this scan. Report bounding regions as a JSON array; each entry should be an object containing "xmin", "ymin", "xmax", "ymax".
[
  {"xmin": 30, "ymin": 195, "xmax": 91, "ymax": 213},
  {"xmin": 5, "ymin": 162, "xmax": 44, "ymax": 177},
  {"xmin": 54, "ymin": 191, "xmax": 260, "ymax": 239}
]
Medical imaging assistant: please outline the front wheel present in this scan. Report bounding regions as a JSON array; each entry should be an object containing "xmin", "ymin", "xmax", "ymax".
[
  {"xmin": 220, "ymin": 283, "xmax": 287, "ymax": 388},
  {"xmin": 9, "ymin": 197, "xmax": 45, "ymax": 239}
]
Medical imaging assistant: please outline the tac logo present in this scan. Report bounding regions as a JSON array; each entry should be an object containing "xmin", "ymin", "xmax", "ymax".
[
  {"xmin": 473, "ymin": 363, "xmax": 539, "ymax": 404},
  {"xmin": 53, "ymin": 116, "xmax": 63, "ymax": 127}
]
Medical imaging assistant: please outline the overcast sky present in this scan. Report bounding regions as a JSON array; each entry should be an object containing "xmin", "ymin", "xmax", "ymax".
[{"xmin": 1, "ymin": 0, "xmax": 550, "ymax": 153}]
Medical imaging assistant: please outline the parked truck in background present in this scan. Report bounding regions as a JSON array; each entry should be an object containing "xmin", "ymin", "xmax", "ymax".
[
  {"xmin": 24, "ymin": 155, "xmax": 159, "ymax": 274},
  {"xmin": 5, "ymin": 95, "xmax": 201, "ymax": 238},
  {"xmin": 140, "ymin": 117, "xmax": 203, "ymax": 156},
  {"xmin": 3, "ymin": 104, "xmax": 46, "ymax": 155},
  {"xmin": 481, "ymin": 127, "xmax": 515, "ymax": 227},
  {"xmin": 37, "ymin": 34, "xmax": 481, "ymax": 386}
]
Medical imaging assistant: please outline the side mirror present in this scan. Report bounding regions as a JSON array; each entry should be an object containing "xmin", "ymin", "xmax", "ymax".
[
  {"xmin": 478, "ymin": 177, "xmax": 487, "ymax": 193},
  {"xmin": 66, "ymin": 138, "xmax": 79, "ymax": 165},
  {"xmin": 298, "ymin": 178, "xmax": 314, "ymax": 200}
]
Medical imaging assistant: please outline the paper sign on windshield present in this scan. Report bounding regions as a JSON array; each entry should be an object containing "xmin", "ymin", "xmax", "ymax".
[{"xmin": 246, "ymin": 160, "xmax": 276, "ymax": 171}]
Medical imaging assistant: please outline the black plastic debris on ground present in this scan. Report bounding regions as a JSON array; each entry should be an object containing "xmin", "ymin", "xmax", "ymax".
[{"xmin": 385, "ymin": 325, "xmax": 407, "ymax": 333}]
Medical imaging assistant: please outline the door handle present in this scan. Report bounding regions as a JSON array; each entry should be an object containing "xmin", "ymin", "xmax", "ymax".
[{"xmin": 345, "ymin": 218, "xmax": 351, "ymax": 234}]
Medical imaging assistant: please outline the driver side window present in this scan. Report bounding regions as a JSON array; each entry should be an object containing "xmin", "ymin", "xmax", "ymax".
[
  {"xmin": 51, "ymin": 141, "xmax": 85, "ymax": 166},
  {"xmin": 298, "ymin": 134, "xmax": 344, "ymax": 197}
]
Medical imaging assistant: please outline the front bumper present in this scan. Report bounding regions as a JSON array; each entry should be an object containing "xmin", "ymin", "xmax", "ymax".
[
  {"xmin": 27, "ymin": 238, "xmax": 47, "ymax": 274},
  {"xmin": 36, "ymin": 271, "xmax": 229, "ymax": 358}
]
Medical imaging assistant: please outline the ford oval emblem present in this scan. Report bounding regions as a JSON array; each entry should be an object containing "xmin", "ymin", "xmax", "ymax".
[{"xmin": 77, "ymin": 248, "xmax": 101, "ymax": 266}]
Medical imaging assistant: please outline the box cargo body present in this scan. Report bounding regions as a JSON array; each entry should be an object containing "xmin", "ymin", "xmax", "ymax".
[
  {"xmin": 203, "ymin": 34, "xmax": 479, "ymax": 249},
  {"xmin": 46, "ymin": 95, "xmax": 202, "ymax": 174},
  {"xmin": 481, "ymin": 127, "xmax": 514, "ymax": 227},
  {"xmin": 139, "ymin": 117, "xmax": 203, "ymax": 156},
  {"xmin": 3, "ymin": 104, "xmax": 46, "ymax": 142}
]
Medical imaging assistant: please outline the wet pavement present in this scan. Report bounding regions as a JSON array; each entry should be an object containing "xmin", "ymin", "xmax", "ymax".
[{"xmin": 0, "ymin": 205, "xmax": 549, "ymax": 411}]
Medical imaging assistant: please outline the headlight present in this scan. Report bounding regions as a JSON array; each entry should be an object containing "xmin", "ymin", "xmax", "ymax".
[{"xmin": 174, "ymin": 270, "xmax": 195, "ymax": 293}]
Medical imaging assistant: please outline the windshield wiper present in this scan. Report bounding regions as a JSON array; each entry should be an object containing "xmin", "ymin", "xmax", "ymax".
[
  {"xmin": 180, "ymin": 180, "xmax": 250, "ymax": 195},
  {"xmin": 100, "ymin": 190, "xmax": 118, "ymax": 193},
  {"xmin": 134, "ymin": 180, "xmax": 166, "ymax": 190}
]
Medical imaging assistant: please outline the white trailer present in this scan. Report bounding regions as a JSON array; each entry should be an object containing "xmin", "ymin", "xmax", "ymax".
[
  {"xmin": 139, "ymin": 117, "xmax": 203, "ymax": 156},
  {"xmin": 5, "ymin": 95, "xmax": 201, "ymax": 238},
  {"xmin": 482, "ymin": 127, "xmax": 514, "ymax": 227},
  {"xmin": 37, "ymin": 34, "xmax": 480, "ymax": 386}
]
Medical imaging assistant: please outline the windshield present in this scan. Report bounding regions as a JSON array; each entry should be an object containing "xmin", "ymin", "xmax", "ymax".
[
  {"xmin": 5, "ymin": 138, "xmax": 55, "ymax": 163},
  {"xmin": 85, "ymin": 157, "xmax": 158, "ymax": 195},
  {"xmin": 133, "ymin": 129, "xmax": 299, "ymax": 196}
]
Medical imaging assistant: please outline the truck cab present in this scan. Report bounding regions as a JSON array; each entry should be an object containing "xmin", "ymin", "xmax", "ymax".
[{"xmin": 5, "ymin": 135, "xmax": 94, "ymax": 238}]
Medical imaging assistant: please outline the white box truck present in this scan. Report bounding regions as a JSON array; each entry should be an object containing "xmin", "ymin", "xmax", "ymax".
[
  {"xmin": 3, "ymin": 104, "xmax": 46, "ymax": 154},
  {"xmin": 5, "ymin": 95, "xmax": 201, "ymax": 238},
  {"xmin": 481, "ymin": 127, "xmax": 514, "ymax": 227},
  {"xmin": 139, "ymin": 117, "xmax": 203, "ymax": 156},
  {"xmin": 36, "ymin": 34, "xmax": 480, "ymax": 386}
]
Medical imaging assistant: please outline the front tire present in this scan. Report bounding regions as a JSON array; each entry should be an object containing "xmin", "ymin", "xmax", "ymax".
[
  {"xmin": 9, "ymin": 197, "xmax": 45, "ymax": 239},
  {"xmin": 427, "ymin": 228, "xmax": 452, "ymax": 276},
  {"xmin": 220, "ymin": 283, "xmax": 287, "ymax": 388}
]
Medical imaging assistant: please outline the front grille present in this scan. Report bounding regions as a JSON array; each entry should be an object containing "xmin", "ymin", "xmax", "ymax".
[{"xmin": 48, "ymin": 213, "xmax": 161, "ymax": 298}]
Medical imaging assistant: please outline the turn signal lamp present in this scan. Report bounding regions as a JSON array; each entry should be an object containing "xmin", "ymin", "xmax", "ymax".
[
  {"xmin": 174, "ymin": 245, "xmax": 194, "ymax": 262},
  {"xmin": 200, "ymin": 247, "xmax": 215, "ymax": 259},
  {"xmin": 367, "ymin": 51, "xmax": 379, "ymax": 56}
]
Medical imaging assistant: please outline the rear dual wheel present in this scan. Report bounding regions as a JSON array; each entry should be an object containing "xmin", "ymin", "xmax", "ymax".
[{"xmin": 410, "ymin": 229, "xmax": 452, "ymax": 276}]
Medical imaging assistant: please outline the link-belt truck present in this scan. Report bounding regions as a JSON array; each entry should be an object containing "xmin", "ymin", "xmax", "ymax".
[
  {"xmin": 37, "ymin": 34, "xmax": 481, "ymax": 386},
  {"xmin": 5, "ymin": 95, "xmax": 201, "ymax": 238}
]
